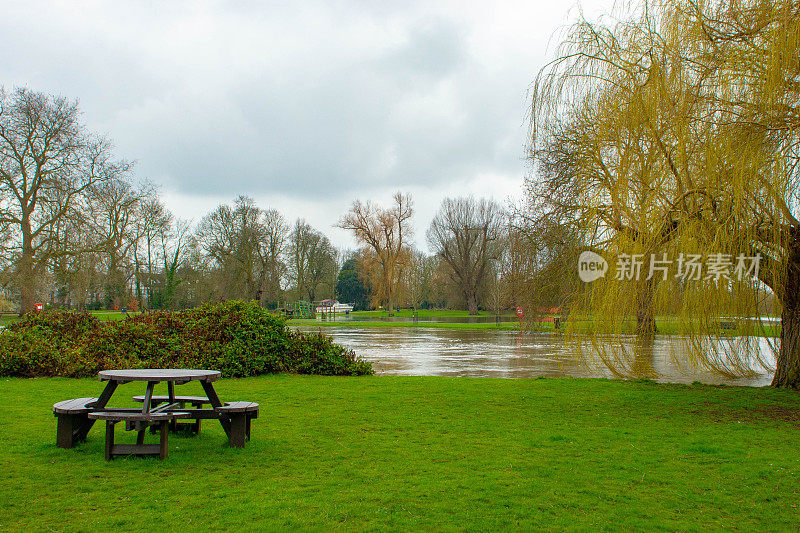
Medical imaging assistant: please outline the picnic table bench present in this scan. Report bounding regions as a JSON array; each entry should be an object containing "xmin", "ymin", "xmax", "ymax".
[
  {"xmin": 216, "ymin": 401, "xmax": 259, "ymax": 447},
  {"xmin": 53, "ymin": 397, "xmax": 98, "ymax": 448},
  {"xmin": 53, "ymin": 368, "xmax": 260, "ymax": 460},
  {"xmin": 89, "ymin": 411, "xmax": 192, "ymax": 460},
  {"xmin": 132, "ymin": 395, "xmax": 213, "ymax": 434}
]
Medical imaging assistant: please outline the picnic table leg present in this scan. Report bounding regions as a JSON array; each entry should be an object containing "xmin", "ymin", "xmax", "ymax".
[
  {"xmin": 56, "ymin": 415, "xmax": 77, "ymax": 448},
  {"xmin": 167, "ymin": 381, "xmax": 177, "ymax": 431},
  {"xmin": 71, "ymin": 380, "xmax": 119, "ymax": 444},
  {"xmin": 200, "ymin": 380, "xmax": 231, "ymax": 438},
  {"xmin": 159, "ymin": 422, "xmax": 169, "ymax": 460},
  {"xmin": 94, "ymin": 381, "xmax": 119, "ymax": 410},
  {"xmin": 141, "ymin": 381, "xmax": 156, "ymax": 414},
  {"xmin": 105, "ymin": 421, "xmax": 115, "ymax": 461},
  {"xmin": 229, "ymin": 415, "xmax": 246, "ymax": 448}
]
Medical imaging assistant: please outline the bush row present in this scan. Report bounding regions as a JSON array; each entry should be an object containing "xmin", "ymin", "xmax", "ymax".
[{"xmin": 0, "ymin": 300, "xmax": 373, "ymax": 377}]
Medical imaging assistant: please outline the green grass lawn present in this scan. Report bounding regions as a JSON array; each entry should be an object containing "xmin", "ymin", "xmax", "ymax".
[
  {"xmin": 288, "ymin": 318, "xmax": 521, "ymax": 330},
  {"xmin": 1, "ymin": 375, "xmax": 798, "ymax": 530}
]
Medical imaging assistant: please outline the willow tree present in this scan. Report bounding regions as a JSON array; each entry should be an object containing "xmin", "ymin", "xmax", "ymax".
[
  {"xmin": 529, "ymin": 1, "xmax": 711, "ymax": 338},
  {"xmin": 529, "ymin": 0, "xmax": 800, "ymax": 386},
  {"xmin": 337, "ymin": 192, "xmax": 413, "ymax": 315},
  {"xmin": 667, "ymin": 0, "xmax": 800, "ymax": 387}
]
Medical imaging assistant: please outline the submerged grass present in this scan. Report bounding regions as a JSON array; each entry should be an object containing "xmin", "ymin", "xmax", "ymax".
[
  {"xmin": 1, "ymin": 375, "xmax": 799, "ymax": 530},
  {"xmin": 291, "ymin": 312, "xmax": 781, "ymax": 337}
]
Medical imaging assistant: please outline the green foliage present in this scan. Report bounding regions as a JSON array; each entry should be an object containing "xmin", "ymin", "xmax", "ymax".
[
  {"xmin": 0, "ymin": 301, "xmax": 372, "ymax": 378},
  {"xmin": 335, "ymin": 257, "xmax": 371, "ymax": 310}
]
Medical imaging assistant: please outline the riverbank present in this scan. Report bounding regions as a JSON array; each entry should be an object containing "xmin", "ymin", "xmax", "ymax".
[
  {"xmin": 2, "ymin": 375, "xmax": 798, "ymax": 530},
  {"xmin": 1, "ymin": 309, "xmax": 781, "ymax": 337},
  {"xmin": 289, "ymin": 316, "xmax": 781, "ymax": 337},
  {"xmin": 287, "ymin": 309, "xmax": 781, "ymax": 337},
  {"xmin": 288, "ymin": 318, "xmax": 522, "ymax": 330}
]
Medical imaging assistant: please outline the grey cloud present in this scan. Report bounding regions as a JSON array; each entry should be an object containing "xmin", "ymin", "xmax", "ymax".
[{"xmin": 2, "ymin": 1, "xmax": 547, "ymax": 206}]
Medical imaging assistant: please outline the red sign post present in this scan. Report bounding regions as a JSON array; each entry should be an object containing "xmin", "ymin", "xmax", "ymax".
[
  {"xmin": 34, "ymin": 303, "xmax": 43, "ymax": 312},
  {"xmin": 516, "ymin": 306, "xmax": 523, "ymax": 326}
]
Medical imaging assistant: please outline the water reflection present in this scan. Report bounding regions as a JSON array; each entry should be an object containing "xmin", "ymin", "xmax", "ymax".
[{"xmin": 295, "ymin": 326, "xmax": 775, "ymax": 386}]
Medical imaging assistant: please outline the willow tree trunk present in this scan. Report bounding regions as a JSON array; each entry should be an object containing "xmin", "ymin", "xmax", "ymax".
[
  {"xmin": 635, "ymin": 277, "xmax": 657, "ymax": 336},
  {"xmin": 772, "ymin": 234, "xmax": 800, "ymax": 388}
]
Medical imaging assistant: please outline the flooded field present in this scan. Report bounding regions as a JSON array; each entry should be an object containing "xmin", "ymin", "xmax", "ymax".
[{"xmin": 296, "ymin": 326, "xmax": 776, "ymax": 386}]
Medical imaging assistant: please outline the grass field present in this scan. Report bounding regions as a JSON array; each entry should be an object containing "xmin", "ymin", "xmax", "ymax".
[
  {"xmin": 2, "ymin": 375, "xmax": 799, "ymax": 530},
  {"xmin": 287, "ymin": 318, "xmax": 521, "ymax": 330},
  {"xmin": 0, "ymin": 309, "xmax": 781, "ymax": 336}
]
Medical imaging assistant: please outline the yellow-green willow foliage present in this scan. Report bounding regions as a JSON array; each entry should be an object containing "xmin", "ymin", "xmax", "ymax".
[{"xmin": 528, "ymin": 0, "xmax": 800, "ymax": 386}]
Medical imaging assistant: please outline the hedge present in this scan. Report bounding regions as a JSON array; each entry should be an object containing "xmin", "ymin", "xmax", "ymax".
[{"xmin": 0, "ymin": 300, "xmax": 373, "ymax": 377}]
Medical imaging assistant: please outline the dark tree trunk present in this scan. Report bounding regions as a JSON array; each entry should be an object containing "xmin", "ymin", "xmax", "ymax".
[
  {"xmin": 384, "ymin": 269, "xmax": 394, "ymax": 315},
  {"xmin": 635, "ymin": 277, "xmax": 657, "ymax": 336},
  {"xmin": 773, "ymin": 234, "xmax": 800, "ymax": 388},
  {"xmin": 466, "ymin": 291, "xmax": 479, "ymax": 315},
  {"xmin": 18, "ymin": 220, "xmax": 35, "ymax": 316}
]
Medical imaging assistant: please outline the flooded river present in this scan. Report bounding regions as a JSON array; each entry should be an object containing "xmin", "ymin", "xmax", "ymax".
[{"xmin": 296, "ymin": 326, "xmax": 776, "ymax": 386}]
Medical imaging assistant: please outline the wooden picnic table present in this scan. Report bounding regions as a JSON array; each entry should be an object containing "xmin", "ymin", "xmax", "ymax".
[
  {"xmin": 97, "ymin": 368, "xmax": 224, "ymax": 414},
  {"xmin": 54, "ymin": 368, "xmax": 259, "ymax": 459}
]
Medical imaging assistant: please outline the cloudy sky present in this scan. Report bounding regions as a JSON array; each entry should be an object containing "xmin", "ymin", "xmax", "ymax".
[{"xmin": 3, "ymin": 0, "xmax": 613, "ymax": 252}]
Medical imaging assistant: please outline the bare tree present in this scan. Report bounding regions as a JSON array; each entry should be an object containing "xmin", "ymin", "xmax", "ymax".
[
  {"xmin": 93, "ymin": 180, "xmax": 152, "ymax": 308},
  {"xmin": 196, "ymin": 196, "xmax": 263, "ymax": 300},
  {"xmin": 134, "ymin": 194, "xmax": 172, "ymax": 307},
  {"xmin": 0, "ymin": 88, "xmax": 131, "ymax": 313},
  {"xmin": 256, "ymin": 209, "xmax": 288, "ymax": 306},
  {"xmin": 287, "ymin": 219, "xmax": 337, "ymax": 302},
  {"xmin": 337, "ymin": 192, "xmax": 413, "ymax": 314},
  {"xmin": 427, "ymin": 197, "xmax": 504, "ymax": 315}
]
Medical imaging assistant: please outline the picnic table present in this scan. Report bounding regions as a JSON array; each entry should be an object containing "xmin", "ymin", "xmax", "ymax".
[{"xmin": 53, "ymin": 368, "xmax": 259, "ymax": 460}]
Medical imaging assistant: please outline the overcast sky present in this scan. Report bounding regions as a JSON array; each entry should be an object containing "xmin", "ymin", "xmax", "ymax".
[{"xmin": 3, "ymin": 0, "xmax": 614, "ymax": 252}]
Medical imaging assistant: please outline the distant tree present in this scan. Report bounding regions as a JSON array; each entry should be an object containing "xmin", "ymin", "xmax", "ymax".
[
  {"xmin": 402, "ymin": 251, "xmax": 439, "ymax": 310},
  {"xmin": 287, "ymin": 219, "xmax": 337, "ymax": 302},
  {"xmin": 92, "ymin": 180, "xmax": 152, "ymax": 309},
  {"xmin": 335, "ymin": 257, "xmax": 371, "ymax": 310},
  {"xmin": 196, "ymin": 196, "xmax": 287, "ymax": 302},
  {"xmin": 337, "ymin": 192, "xmax": 413, "ymax": 314},
  {"xmin": 0, "ymin": 88, "xmax": 131, "ymax": 314},
  {"xmin": 427, "ymin": 197, "xmax": 504, "ymax": 315},
  {"xmin": 149, "ymin": 219, "xmax": 191, "ymax": 310},
  {"xmin": 256, "ymin": 209, "xmax": 288, "ymax": 306}
]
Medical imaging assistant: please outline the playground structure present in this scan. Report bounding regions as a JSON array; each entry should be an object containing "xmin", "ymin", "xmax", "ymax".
[
  {"xmin": 279, "ymin": 300, "xmax": 354, "ymax": 320},
  {"xmin": 280, "ymin": 300, "xmax": 315, "ymax": 319}
]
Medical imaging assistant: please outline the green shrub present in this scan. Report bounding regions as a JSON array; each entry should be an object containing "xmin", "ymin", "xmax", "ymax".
[{"xmin": 0, "ymin": 301, "xmax": 373, "ymax": 378}]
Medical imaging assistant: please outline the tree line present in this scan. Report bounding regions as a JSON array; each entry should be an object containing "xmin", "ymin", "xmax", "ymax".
[{"xmin": 0, "ymin": 87, "xmax": 543, "ymax": 316}]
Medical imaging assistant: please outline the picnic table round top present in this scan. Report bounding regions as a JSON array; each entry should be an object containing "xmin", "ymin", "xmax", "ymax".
[{"xmin": 98, "ymin": 369, "xmax": 221, "ymax": 382}]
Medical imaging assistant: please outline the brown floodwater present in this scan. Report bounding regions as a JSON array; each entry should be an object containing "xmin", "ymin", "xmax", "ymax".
[{"xmin": 295, "ymin": 326, "xmax": 776, "ymax": 386}]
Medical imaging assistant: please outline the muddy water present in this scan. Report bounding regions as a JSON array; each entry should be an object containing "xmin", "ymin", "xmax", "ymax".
[{"xmin": 295, "ymin": 326, "xmax": 776, "ymax": 386}]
